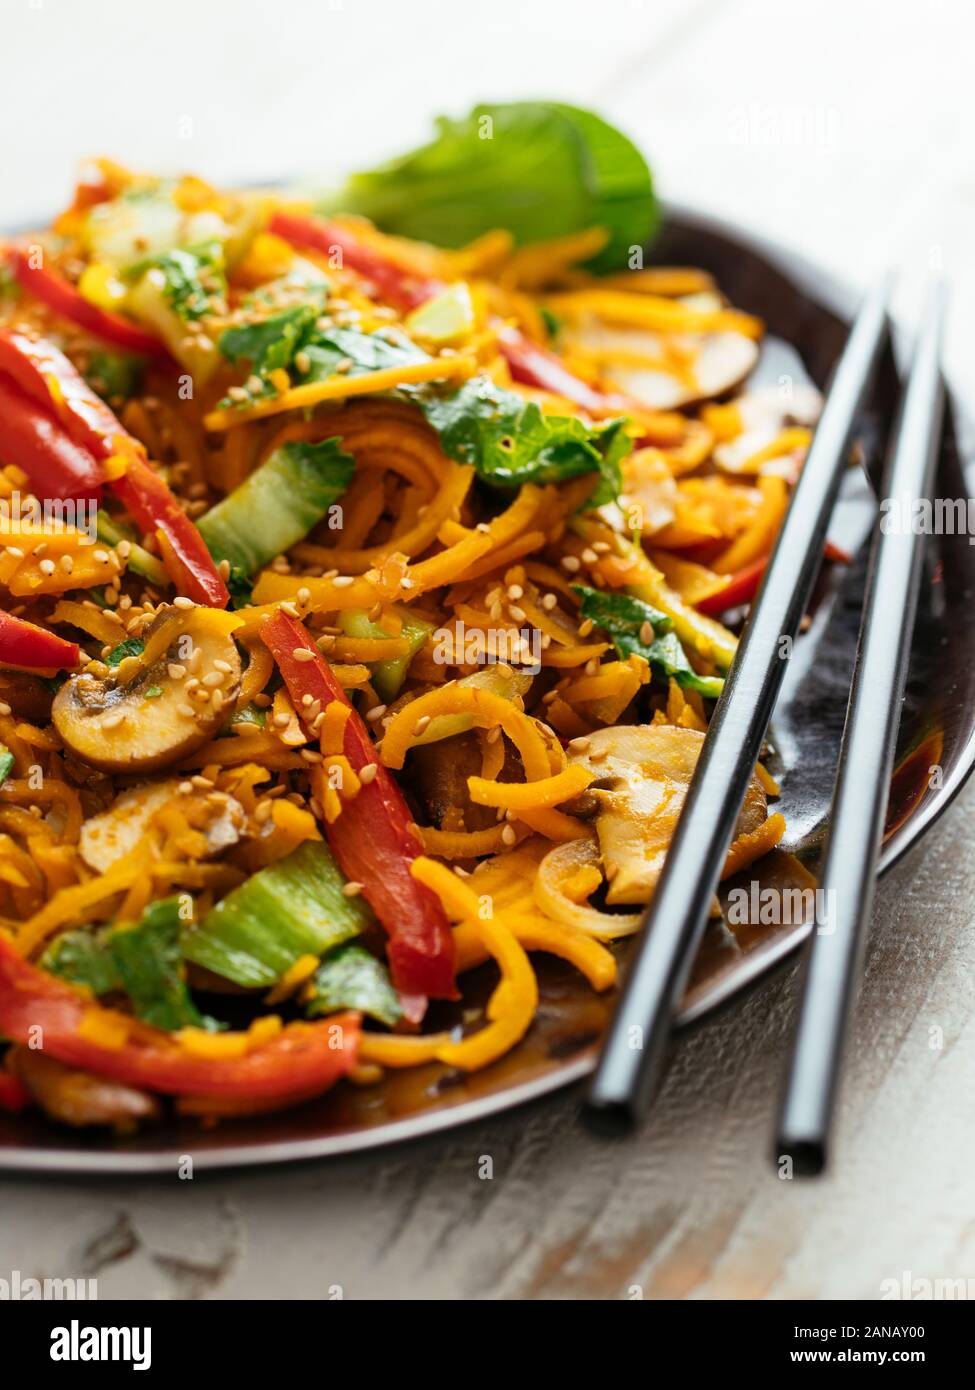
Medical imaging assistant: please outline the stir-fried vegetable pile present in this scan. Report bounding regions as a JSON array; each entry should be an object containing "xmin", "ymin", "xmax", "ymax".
[{"xmin": 0, "ymin": 106, "xmax": 818, "ymax": 1130}]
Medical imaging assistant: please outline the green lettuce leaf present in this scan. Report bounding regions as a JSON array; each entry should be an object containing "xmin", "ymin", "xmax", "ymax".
[
  {"xmin": 317, "ymin": 101, "xmax": 656, "ymax": 273},
  {"xmin": 41, "ymin": 899, "xmax": 213, "ymax": 1032},
  {"xmin": 408, "ymin": 375, "xmax": 629, "ymax": 504},
  {"xmin": 306, "ymin": 943, "xmax": 402, "ymax": 1027},
  {"xmin": 573, "ymin": 585, "xmax": 725, "ymax": 699}
]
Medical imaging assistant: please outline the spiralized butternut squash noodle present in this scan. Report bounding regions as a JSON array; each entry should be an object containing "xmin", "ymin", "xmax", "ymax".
[{"xmin": 0, "ymin": 157, "xmax": 814, "ymax": 1130}]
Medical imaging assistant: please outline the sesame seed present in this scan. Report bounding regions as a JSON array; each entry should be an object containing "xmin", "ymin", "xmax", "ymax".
[
  {"xmin": 332, "ymin": 575, "xmax": 354, "ymax": 589},
  {"xmin": 359, "ymin": 762, "xmax": 379, "ymax": 785},
  {"xmin": 593, "ymin": 541, "xmax": 611, "ymax": 554},
  {"xmin": 509, "ymin": 605, "xmax": 526, "ymax": 622},
  {"xmin": 60, "ymin": 555, "xmax": 74, "ymax": 573},
  {"xmin": 39, "ymin": 558, "xmax": 56, "ymax": 576},
  {"xmin": 365, "ymin": 704, "xmax": 387, "ymax": 722},
  {"xmin": 639, "ymin": 621, "xmax": 654, "ymax": 645},
  {"xmin": 581, "ymin": 548, "xmax": 598, "ymax": 564},
  {"xmin": 578, "ymin": 618, "xmax": 595, "ymax": 638},
  {"xmin": 604, "ymin": 861, "xmax": 619, "ymax": 882},
  {"xmin": 560, "ymin": 555, "xmax": 581, "ymax": 573},
  {"xmin": 202, "ymin": 671, "xmax": 224, "ymax": 688},
  {"xmin": 177, "ymin": 703, "xmax": 196, "ymax": 718},
  {"xmin": 0, "ymin": 701, "xmax": 11, "ymax": 716},
  {"xmin": 278, "ymin": 601, "xmax": 299, "ymax": 618},
  {"xmin": 297, "ymin": 587, "xmax": 311, "ymax": 607},
  {"xmin": 292, "ymin": 647, "xmax": 316, "ymax": 662},
  {"xmin": 507, "ymin": 584, "xmax": 524, "ymax": 600},
  {"xmin": 101, "ymin": 711, "xmax": 126, "ymax": 730},
  {"xmin": 413, "ymin": 714, "xmax": 431, "ymax": 735},
  {"xmin": 178, "ymin": 781, "xmax": 194, "ymax": 795},
  {"xmin": 173, "ymin": 596, "xmax": 195, "ymax": 610},
  {"xmin": 584, "ymin": 659, "xmax": 599, "ymax": 676},
  {"xmin": 342, "ymin": 881, "xmax": 364, "ymax": 897},
  {"xmin": 501, "ymin": 825, "xmax": 517, "ymax": 846},
  {"xmin": 213, "ymin": 659, "xmax": 232, "ymax": 674},
  {"xmin": 541, "ymin": 593, "xmax": 558, "ymax": 610},
  {"xmin": 300, "ymin": 748, "xmax": 322, "ymax": 763},
  {"xmin": 568, "ymin": 736, "xmax": 591, "ymax": 752}
]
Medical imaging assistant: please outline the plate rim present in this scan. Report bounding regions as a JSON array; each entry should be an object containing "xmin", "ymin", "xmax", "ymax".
[{"xmin": 2, "ymin": 198, "xmax": 973, "ymax": 1175}]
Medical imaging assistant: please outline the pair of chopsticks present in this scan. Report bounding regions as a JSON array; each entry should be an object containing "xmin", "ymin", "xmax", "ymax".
[{"xmin": 584, "ymin": 277, "xmax": 946, "ymax": 1173}]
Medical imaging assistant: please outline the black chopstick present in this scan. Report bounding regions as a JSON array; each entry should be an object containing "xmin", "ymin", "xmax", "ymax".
[
  {"xmin": 776, "ymin": 282, "xmax": 946, "ymax": 1176},
  {"xmin": 583, "ymin": 276, "xmax": 893, "ymax": 1135}
]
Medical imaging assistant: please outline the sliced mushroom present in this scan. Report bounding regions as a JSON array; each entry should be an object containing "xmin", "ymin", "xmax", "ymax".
[
  {"xmin": 713, "ymin": 384, "xmax": 822, "ymax": 475},
  {"xmin": 619, "ymin": 448, "xmax": 679, "ymax": 536},
  {"xmin": 568, "ymin": 319, "xmax": 760, "ymax": 410},
  {"xmin": 53, "ymin": 605, "xmax": 242, "ymax": 775},
  {"xmin": 8, "ymin": 1047, "xmax": 160, "ymax": 1129},
  {"xmin": 567, "ymin": 724, "xmax": 767, "ymax": 906},
  {"xmin": 80, "ymin": 777, "xmax": 245, "ymax": 872}
]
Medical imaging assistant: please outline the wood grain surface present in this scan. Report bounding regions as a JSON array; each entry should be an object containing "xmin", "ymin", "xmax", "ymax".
[{"xmin": 1, "ymin": 0, "xmax": 973, "ymax": 1301}]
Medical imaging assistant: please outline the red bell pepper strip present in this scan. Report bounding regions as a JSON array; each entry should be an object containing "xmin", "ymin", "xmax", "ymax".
[
  {"xmin": 0, "ymin": 374, "xmax": 103, "ymax": 501},
  {"xmin": 497, "ymin": 325, "xmax": 625, "ymax": 416},
  {"xmin": 0, "ymin": 936, "xmax": 360, "ymax": 1100},
  {"xmin": 0, "ymin": 610, "xmax": 80, "ymax": 672},
  {"xmin": 0, "ymin": 330, "xmax": 228, "ymax": 606},
  {"xmin": 0, "ymin": 1069, "xmax": 31, "ymax": 1113},
  {"xmin": 823, "ymin": 539, "xmax": 852, "ymax": 564},
  {"xmin": 697, "ymin": 539, "xmax": 853, "ymax": 617},
  {"xmin": 0, "ymin": 326, "xmax": 143, "ymax": 464},
  {"xmin": 269, "ymin": 211, "xmax": 443, "ymax": 311},
  {"xmin": 696, "ymin": 555, "xmax": 770, "ymax": 616},
  {"xmin": 262, "ymin": 608, "xmax": 456, "ymax": 1003},
  {"xmin": 7, "ymin": 248, "xmax": 168, "ymax": 360},
  {"xmin": 112, "ymin": 458, "xmax": 229, "ymax": 607}
]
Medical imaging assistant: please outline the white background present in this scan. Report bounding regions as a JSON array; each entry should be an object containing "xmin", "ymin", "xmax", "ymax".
[{"xmin": 3, "ymin": 0, "xmax": 972, "ymax": 390}]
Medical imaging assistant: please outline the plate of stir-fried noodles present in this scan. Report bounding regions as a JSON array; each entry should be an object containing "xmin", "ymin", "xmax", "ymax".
[{"xmin": 0, "ymin": 104, "xmax": 971, "ymax": 1170}]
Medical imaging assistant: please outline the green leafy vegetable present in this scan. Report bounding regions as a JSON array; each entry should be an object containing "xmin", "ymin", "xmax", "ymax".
[
  {"xmin": 41, "ymin": 899, "xmax": 212, "ymax": 1032},
  {"xmin": 182, "ymin": 840, "xmax": 374, "ymax": 988},
  {"xmin": 317, "ymin": 101, "xmax": 656, "ymax": 273},
  {"xmin": 408, "ymin": 375, "xmax": 629, "ymax": 504},
  {"xmin": 105, "ymin": 636, "xmax": 145, "ymax": 667},
  {"xmin": 85, "ymin": 349, "xmax": 145, "ymax": 401},
  {"xmin": 306, "ymin": 943, "xmax": 402, "ymax": 1027},
  {"xmin": 153, "ymin": 241, "xmax": 227, "ymax": 322},
  {"xmin": 217, "ymin": 304, "xmax": 318, "ymax": 403},
  {"xmin": 197, "ymin": 437, "xmax": 354, "ymax": 574},
  {"xmin": 0, "ymin": 750, "xmax": 14, "ymax": 787},
  {"xmin": 41, "ymin": 928, "xmax": 122, "ymax": 996},
  {"xmin": 0, "ymin": 260, "xmax": 20, "ymax": 305},
  {"xmin": 301, "ymin": 326, "xmax": 424, "ymax": 382},
  {"xmin": 109, "ymin": 897, "xmax": 211, "ymax": 1031},
  {"xmin": 573, "ymin": 585, "xmax": 725, "ymax": 700},
  {"xmin": 230, "ymin": 703, "xmax": 266, "ymax": 730},
  {"xmin": 225, "ymin": 563, "xmax": 254, "ymax": 609}
]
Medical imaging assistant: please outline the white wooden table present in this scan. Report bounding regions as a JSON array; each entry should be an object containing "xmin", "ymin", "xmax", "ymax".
[{"xmin": 2, "ymin": 0, "xmax": 974, "ymax": 1300}]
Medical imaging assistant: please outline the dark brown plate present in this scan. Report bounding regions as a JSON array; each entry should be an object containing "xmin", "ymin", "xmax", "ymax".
[{"xmin": 2, "ymin": 204, "xmax": 973, "ymax": 1172}]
